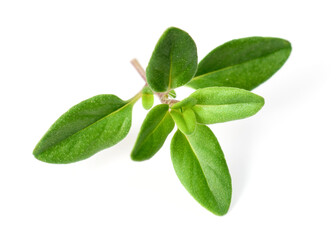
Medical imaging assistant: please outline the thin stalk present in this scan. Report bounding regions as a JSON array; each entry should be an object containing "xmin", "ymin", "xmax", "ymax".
[
  {"xmin": 129, "ymin": 89, "xmax": 143, "ymax": 103},
  {"xmin": 130, "ymin": 58, "xmax": 179, "ymax": 106},
  {"xmin": 130, "ymin": 59, "xmax": 147, "ymax": 83}
]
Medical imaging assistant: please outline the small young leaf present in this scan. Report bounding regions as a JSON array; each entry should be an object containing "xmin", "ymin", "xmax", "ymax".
[
  {"xmin": 142, "ymin": 86, "xmax": 153, "ymax": 95},
  {"xmin": 131, "ymin": 104, "xmax": 175, "ymax": 161},
  {"xmin": 168, "ymin": 89, "xmax": 176, "ymax": 98},
  {"xmin": 171, "ymin": 124, "xmax": 232, "ymax": 216},
  {"xmin": 33, "ymin": 94, "xmax": 138, "ymax": 164},
  {"xmin": 146, "ymin": 27, "xmax": 198, "ymax": 92},
  {"xmin": 142, "ymin": 86, "xmax": 154, "ymax": 110},
  {"xmin": 170, "ymin": 108, "xmax": 196, "ymax": 135},
  {"xmin": 180, "ymin": 87, "xmax": 264, "ymax": 124},
  {"xmin": 187, "ymin": 37, "xmax": 291, "ymax": 90}
]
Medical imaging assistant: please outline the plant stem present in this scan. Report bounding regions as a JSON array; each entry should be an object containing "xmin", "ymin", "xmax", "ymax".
[
  {"xmin": 129, "ymin": 89, "xmax": 143, "ymax": 103},
  {"xmin": 130, "ymin": 58, "xmax": 179, "ymax": 106},
  {"xmin": 130, "ymin": 58, "xmax": 147, "ymax": 83}
]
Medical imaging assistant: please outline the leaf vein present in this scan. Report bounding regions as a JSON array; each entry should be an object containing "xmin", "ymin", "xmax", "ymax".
[{"xmin": 192, "ymin": 48, "xmax": 289, "ymax": 81}]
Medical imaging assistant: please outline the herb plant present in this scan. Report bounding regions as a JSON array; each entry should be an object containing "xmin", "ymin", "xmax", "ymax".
[{"xmin": 33, "ymin": 27, "xmax": 291, "ymax": 215}]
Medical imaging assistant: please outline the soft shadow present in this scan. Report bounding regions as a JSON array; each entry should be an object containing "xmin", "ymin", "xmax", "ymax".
[
  {"xmin": 85, "ymin": 128, "xmax": 140, "ymax": 168},
  {"xmin": 230, "ymin": 126, "xmax": 255, "ymax": 209},
  {"xmin": 216, "ymin": 122, "xmax": 258, "ymax": 210},
  {"xmin": 226, "ymin": 66, "xmax": 324, "ymax": 210}
]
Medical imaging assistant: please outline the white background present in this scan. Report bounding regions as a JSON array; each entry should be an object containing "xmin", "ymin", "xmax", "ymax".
[{"xmin": 1, "ymin": 0, "xmax": 335, "ymax": 239}]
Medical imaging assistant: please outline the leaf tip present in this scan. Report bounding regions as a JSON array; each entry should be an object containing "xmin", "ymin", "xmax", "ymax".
[
  {"xmin": 130, "ymin": 151, "xmax": 149, "ymax": 162},
  {"xmin": 130, "ymin": 150, "xmax": 139, "ymax": 161},
  {"xmin": 260, "ymin": 95, "xmax": 265, "ymax": 106},
  {"xmin": 32, "ymin": 142, "xmax": 44, "ymax": 160}
]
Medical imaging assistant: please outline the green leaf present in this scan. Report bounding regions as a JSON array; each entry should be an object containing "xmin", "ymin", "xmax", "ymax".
[
  {"xmin": 168, "ymin": 89, "xmax": 176, "ymax": 98},
  {"xmin": 131, "ymin": 104, "xmax": 175, "ymax": 161},
  {"xmin": 142, "ymin": 86, "xmax": 154, "ymax": 110},
  {"xmin": 171, "ymin": 97, "xmax": 197, "ymax": 110},
  {"xmin": 170, "ymin": 108, "xmax": 196, "ymax": 135},
  {"xmin": 142, "ymin": 86, "xmax": 153, "ymax": 95},
  {"xmin": 187, "ymin": 37, "xmax": 291, "ymax": 90},
  {"xmin": 142, "ymin": 94, "xmax": 154, "ymax": 110},
  {"xmin": 146, "ymin": 27, "xmax": 198, "ymax": 92},
  {"xmin": 33, "ymin": 94, "xmax": 139, "ymax": 164},
  {"xmin": 183, "ymin": 87, "xmax": 265, "ymax": 124},
  {"xmin": 171, "ymin": 124, "xmax": 232, "ymax": 216}
]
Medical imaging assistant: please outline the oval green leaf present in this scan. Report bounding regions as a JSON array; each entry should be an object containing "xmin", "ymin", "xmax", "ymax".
[
  {"xmin": 185, "ymin": 87, "xmax": 265, "ymax": 124},
  {"xmin": 142, "ymin": 88, "xmax": 154, "ymax": 110},
  {"xmin": 171, "ymin": 124, "xmax": 232, "ymax": 216},
  {"xmin": 33, "ymin": 94, "xmax": 138, "ymax": 164},
  {"xmin": 187, "ymin": 37, "xmax": 291, "ymax": 90},
  {"xmin": 170, "ymin": 108, "xmax": 196, "ymax": 135},
  {"xmin": 142, "ymin": 93, "xmax": 154, "ymax": 110},
  {"xmin": 131, "ymin": 104, "xmax": 175, "ymax": 161},
  {"xmin": 146, "ymin": 27, "xmax": 198, "ymax": 92}
]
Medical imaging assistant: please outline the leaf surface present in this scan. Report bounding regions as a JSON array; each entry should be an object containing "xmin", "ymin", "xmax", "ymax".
[
  {"xmin": 168, "ymin": 90, "xmax": 177, "ymax": 98},
  {"xmin": 171, "ymin": 124, "xmax": 232, "ymax": 215},
  {"xmin": 171, "ymin": 97, "xmax": 197, "ymax": 110},
  {"xmin": 187, "ymin": 37, "xmax": 291, "ymax": 90},
  {"xmin": 131, "ymin": 104, "xmax": 175, "ymax": 161},
  {"xmin": 170, "ymin": 108, "xmax": 196, "ymax": 135},
  {"xmin": 146, "ymin": 27, "xmax": 198, "ymax": 92},
  {"xmin": 185, "ymin": 87, "xmax": 264, "ymax": 124},
  {"xmin": 33, "ymin": 94, "xmax": 137, "ymax": 163},
  {"xmin": 142, "ymin": 86, "xmax": 154, "ymax": 110}
]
